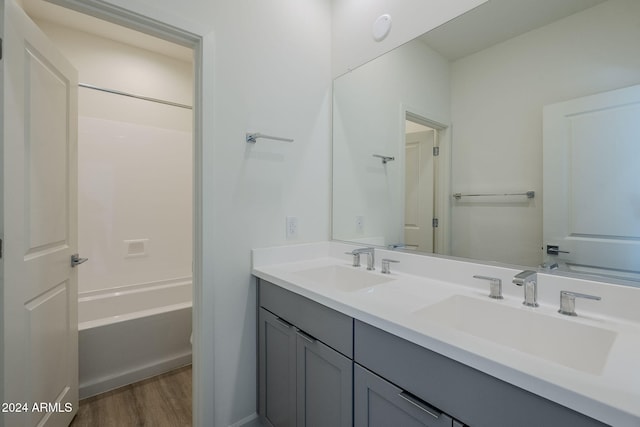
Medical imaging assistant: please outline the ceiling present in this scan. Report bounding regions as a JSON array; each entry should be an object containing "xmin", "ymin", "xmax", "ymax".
[
  {"xmin": 21, "ymin": 0, "xmax": 606, "ymax": 67},
  {"xmin": 421, "ymin": 0, "xmax": 606, "ymax": 60},
  {"xmin": 21, "ymin": 0, "xmax": 193, "ymax": 62}
]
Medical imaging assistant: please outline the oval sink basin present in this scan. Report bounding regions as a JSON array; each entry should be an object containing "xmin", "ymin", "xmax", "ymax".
[
  {"xmin": 291, "ymin": 265, "xmax": 394, "ymax": 292},
  {"xmin": 412, "ymin": 295, "xmax": 617, "ymax": 375}
]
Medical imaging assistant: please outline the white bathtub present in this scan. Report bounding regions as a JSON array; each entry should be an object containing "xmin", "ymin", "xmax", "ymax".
[{"xmin": 78, "ymin": 278, "xmax": 192, "ymax": 398}]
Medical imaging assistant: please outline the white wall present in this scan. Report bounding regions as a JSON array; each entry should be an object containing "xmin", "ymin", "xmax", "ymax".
[
  {"xmin": 74, "ymin": 0, "xmax": 332, "ymax": 425},
  {"xmin": 450, "ymin": 0, "xmax": 640, "ymax": 266},
  {"xmin": 208, "ymin": 2, "xmax": 331, "ymax": 424},
  {"xmin": 331, "ymin": 0, "xmax": 487, "ymax": 77},
  {"xmin": 33, "ymin": 21, "xmax": 194, "ymax": 294},
  {"xmin": 35, "ymin": 21, "xmax": 193, "ymax": 130},
  {"xmin": 333, "ymin": 39, "xmax": 450, "ymax": 246},
  {"xmin": 29, "ymin": 0, "xmax": 497, "ymax": 425},
  {"xmin": 76, "ymin": 117, "xmax": 192, "ymax": 293}
]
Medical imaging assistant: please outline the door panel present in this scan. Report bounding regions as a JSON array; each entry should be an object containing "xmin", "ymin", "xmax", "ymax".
[
  {"xmin": 543, "ymin": 84, "xmax": 640, "ymax": 276},
  {"xmin": 404, "ymin": 130, "xmax": 435, "ymax": 252},
  {"xmin": 296, "ymin": 334, "xmax": 352, "ymax": 427},
  {"xmin": 259, "ymin": 308, "xmax": 296, "ymax": 427},
  {"xmin": 2, "ymin": 1, "xmax": 79, "ymax": 426},
  {"xmin": 26, "ymin": 45, "xmax": 69, "ymax": 253}
]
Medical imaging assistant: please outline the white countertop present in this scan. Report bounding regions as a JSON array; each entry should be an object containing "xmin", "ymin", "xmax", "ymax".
[{"xmin": 252, "ymin": 241, "xmax": 640, "ymax": 427}]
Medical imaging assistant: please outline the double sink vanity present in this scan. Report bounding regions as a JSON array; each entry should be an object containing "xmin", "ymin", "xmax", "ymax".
[{"xmin": 252, "ymin": 241, "xmax": 640, "ymax": 427}]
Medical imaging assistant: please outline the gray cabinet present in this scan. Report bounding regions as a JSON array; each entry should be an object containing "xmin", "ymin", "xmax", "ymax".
[
  {"xmin": 354, "ymin": 364, "xmax": 453, "ymax": 427},
  {"xmin": 257, "ymin": 278, "xmax": 607, "ymax": 427},
  {"xmin": 258, "ymin": 280, "xmax": 353, "ymax": 427},
  {"xmin": 296, "ymin": 331, "xmax": 352, "ymax": 427},
  {"xmin": 259, "ymin": 308, "xmax": 297, "ymax": 427},
  {"xmin": 354, "ymin": 320, "xmax": 606, "ymax": 427}
]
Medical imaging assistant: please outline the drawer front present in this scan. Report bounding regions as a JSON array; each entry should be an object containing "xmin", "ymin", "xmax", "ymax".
[
  {"xmin": 259, "ymin": 280, "xmax": 353, "ymax": 358},
  {"xmin": 354, "ymin": 320, "xmax": 606, "ymax": 427},
  {"xmin": 355, "ymin": 364, "xmax": 453, "ymax": 427}
]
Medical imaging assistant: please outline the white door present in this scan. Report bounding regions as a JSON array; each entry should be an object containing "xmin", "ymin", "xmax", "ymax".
[
  {"xmin": 404, "ymin": 130, "xmax": 435, "ymax": 252},
  {"xmin": 2, "ymin": 1, "xmax": 79, "ymax": 426},
  {"xmin": 543, "ymin": 84, "xmax": 640, "ymax": 277}
]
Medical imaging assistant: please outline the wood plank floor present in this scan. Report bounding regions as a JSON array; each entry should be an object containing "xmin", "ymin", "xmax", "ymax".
[{"xmin": 70, "ymin": 365, "xmax": 192, "ymax": 427}]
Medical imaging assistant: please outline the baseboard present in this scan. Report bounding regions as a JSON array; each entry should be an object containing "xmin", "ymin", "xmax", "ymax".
[
  {"xmin": 229, "ymin": 412, "xmax": 264, "ymax": 427},
  {"xmin": 79, "ymin": 351, "xmax": 192, "ymax": 399}
]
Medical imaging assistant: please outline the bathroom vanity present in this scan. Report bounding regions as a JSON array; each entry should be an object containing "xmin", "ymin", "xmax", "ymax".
[{"xmin": 253, "ymin": 242, "xmax": 640, "ymax": 427}]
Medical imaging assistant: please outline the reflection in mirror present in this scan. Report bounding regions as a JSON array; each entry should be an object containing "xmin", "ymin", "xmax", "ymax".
[{"xmin": 332, "ymin": 0, "xmax": 640, "ymax": 283}]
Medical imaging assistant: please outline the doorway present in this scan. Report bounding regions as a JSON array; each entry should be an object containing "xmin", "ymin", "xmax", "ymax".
[
  {"xmin": 403, "ymin": 112, "xmax": 446, "ymax": 253},
  {"xmin": 21, "ymin": 0, "xmax": 197, "ymax": 419}
]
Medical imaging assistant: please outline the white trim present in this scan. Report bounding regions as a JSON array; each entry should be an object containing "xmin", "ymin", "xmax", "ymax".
[
  {"xmin": 228, "ymin": 412, "xmax": 260, "ymax": 427},
  {"xmin": 78, "ymin": 276, "xmax": 192, "ymax": 299},
  {"xmin": 400, "ymin": 104, "xmax": 452, "ymax": 255},
  {"xmin": 43, "ymin": 1, "xmax": 213, "ymax": 425}
]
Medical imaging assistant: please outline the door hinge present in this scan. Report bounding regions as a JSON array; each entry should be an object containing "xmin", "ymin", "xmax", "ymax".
[
  {"xmin": 0, "ymin": 38, "xmax": 3, "ymax": 61},
  {"xmin": 432, "ymin": 218, "xmax": 439, "ymax": 228},
  {"xmin": 433, "ymin": 146, "xmax": 440, "ymax": 156},
  {"xmin": 0, "ymin": 238, "xmax": 3, "ymax": 258}
]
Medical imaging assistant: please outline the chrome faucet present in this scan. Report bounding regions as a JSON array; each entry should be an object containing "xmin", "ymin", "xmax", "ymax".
[
  {"xmin": 381, "ymin": 259, "xmax": 399, "ymax": 274},
  {"xmin": 512, "ymin": 270, "xmax": 538, "ymax": 307},
  {"xmin": 558, "ymin": 290, "xmax": 601, "ymax": 316},
  {"xmin": 345, "ymin": 251, "xmax": 361, "ymax": 267},
  {"xmin": 473, "ymin": 275, "xmax": 503, "ymax": 299},
  {"xmin": 351, "ymin": 247, "xmax": 375, "ymax": 270}
]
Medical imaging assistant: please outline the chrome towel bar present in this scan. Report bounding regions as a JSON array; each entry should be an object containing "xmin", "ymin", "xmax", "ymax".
[
  {"xmin": 246, "ymin": 132, "xmax": 294, "ymax": 143},
  {"xmin": 453, "ymin": 191, "xmax": 535, "ymax": 200},
  {"xmin": 372, "ymin": 154, "xmax": 395, "ymax": 164}
]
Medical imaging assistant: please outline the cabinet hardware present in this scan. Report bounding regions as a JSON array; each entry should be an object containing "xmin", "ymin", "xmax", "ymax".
[
  {"xmin": 275, "ymin": 317, "xmax": 293, "ymax": 329},
  {"xmin": 399, "ymin": 391, "xmax": 441, "ymax": 419},
  {"xmin": 296, "ymin": 330, "xmax": 317, "ymax": 344}
]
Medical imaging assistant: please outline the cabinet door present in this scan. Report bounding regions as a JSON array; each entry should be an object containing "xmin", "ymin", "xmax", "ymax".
[
  {"xmin": 259, "ymin": 308, "xmax": 297, "ymax": 427},
  {"xmin": 296, "ymin": 330, "xmax": 353, "ymax": 427},
  {"xmin": 354, "ymin": 364, "xmax": 453, "ymax": 427}
]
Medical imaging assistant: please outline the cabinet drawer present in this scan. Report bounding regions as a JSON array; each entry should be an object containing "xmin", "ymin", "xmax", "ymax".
[
  {"xmin": 259, "ymin": 280, "xmax": 353, "ymax": 358},
  {"xmin": 355, "ymin": 364, "xmax": 453, "ymax": 427},
  {"xmin": 354, "ymin": 320, "xmax": 606, "ymax": 427}
]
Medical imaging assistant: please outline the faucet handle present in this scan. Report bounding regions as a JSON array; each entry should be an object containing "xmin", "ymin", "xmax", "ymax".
[
  {"xmin": 345, "ymin": 251, "xmax": 361, "ymax": 267},
  {"xmin": 473, "ymin": 275, "xmax": 503, "ymax": 299},
  {"xmin": 381, "ymin": 259, "xmax": 399, "ymax": 274},
  {"xmin": 558, "ymin": 290, "xmax": 601, "ymax": 316}
]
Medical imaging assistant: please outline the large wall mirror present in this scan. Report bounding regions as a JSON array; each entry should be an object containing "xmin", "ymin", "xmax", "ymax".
[{"xmin": 332, "ymin": 0, "xmax": 640, "ymax": 283}]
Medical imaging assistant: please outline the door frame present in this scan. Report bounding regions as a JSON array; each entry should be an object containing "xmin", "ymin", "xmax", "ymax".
[
  {"xmin": 45, "ymin": 0, "xmax": 213, "ymax": 424},
  {"xmin": 400, "ymin": 106, "xmax": 450, "ymax": 255}
]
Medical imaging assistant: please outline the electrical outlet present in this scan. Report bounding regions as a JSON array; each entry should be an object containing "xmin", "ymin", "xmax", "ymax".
[
  {"xmin": 286, "ymin": 216, "xmax": 298, "ymax": 239},
  {"xmin": 355, "ymin": 216, "xmax": 364, "ymax": 234}
]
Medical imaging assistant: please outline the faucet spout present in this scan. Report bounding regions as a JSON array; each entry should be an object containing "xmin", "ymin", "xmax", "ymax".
[
  {"xmin": 512, "ymin": 270, "xmax": 538, "ymax": 307},
  {"xmin": 351, "ymin": 247, "xmax": 375, "ymax": 271}
]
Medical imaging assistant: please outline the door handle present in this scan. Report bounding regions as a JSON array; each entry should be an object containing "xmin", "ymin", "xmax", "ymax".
[
  {"xmin": 546, "ymin": 245, "xmax": 570, "ymax": 255},
  {"xmin": 71, "ymin": 253, "xmax": 88, "ymax": 267}
]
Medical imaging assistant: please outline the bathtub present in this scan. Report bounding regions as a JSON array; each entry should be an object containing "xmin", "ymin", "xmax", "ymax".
[{"xmin": 78, "ymin": 278, "xmax": 192, "ymax": 399}]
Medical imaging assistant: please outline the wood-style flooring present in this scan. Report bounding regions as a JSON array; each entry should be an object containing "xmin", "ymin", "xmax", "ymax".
[{"xmin": 70, "ymin": 365, "xmax": 192, "ymax": 427}]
